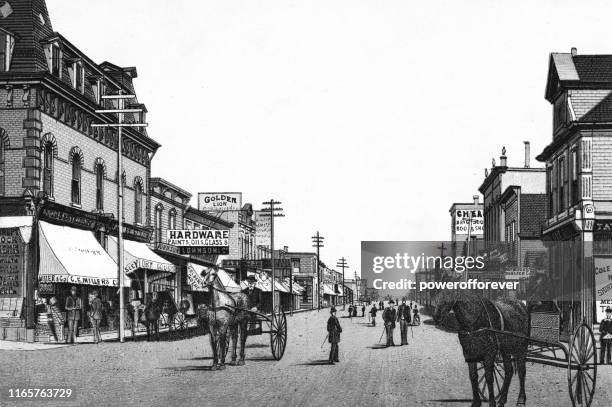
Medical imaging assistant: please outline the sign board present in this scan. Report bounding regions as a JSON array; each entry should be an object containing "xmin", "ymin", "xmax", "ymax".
[
  {"xmin": 254, "ymin": 211, "xmax": 271, "ymax": 248},
  {"xmin": 454, "ymin": 209, "xmax": 484, "ymax": 235},
  {"xmin": 595, "ymin": 257, "xmax": 612, "ymax": 301},
  {"xmin": 186, "ymin": 267, "xmax": 207, "ymax": 292},
  {"xmin": 168, "ymin": 229, "xmax": 230, "ymax": 255},
  {"xmin": 0, "ymin": 228, "xmax": 23, "ymax": 296},
  {"xmin": 596, "ymin": 300, "xmax": 612, "ymax": 323},
  {"xmin": 505, "ymin": 268, "xmax": 533, "ymax": 280},
  {"xmin": 198, "ymin": 192, "xmax": 242, "ymax": 211}
]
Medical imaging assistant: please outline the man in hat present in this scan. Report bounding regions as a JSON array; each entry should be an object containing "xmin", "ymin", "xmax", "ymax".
[
  {"xmin": 383, "ymin": 300, "xmax": 397, "ymax": 347},
  {"xmin": 88, "ymin": 290, "xmax": 103, "ymax": 344},
  {"xmin": 327, "ymin": 307, "xmax": 342, "ymax": 364},
  {"xmin": 397, "ymin": 300, "xmax": 412, "ymax": 345},
  {"xmin": 243, "ymin": 275, "xmax": 260, "ymax": 312},
  {"xmin": 369, "ymin": 303, "xmax": 378, "ymax": 326},
  {"xmin": 65, "ymin": 286, "xmax": 82, "ymax": 344},
  {"xmin": 600, "ymin": 307, "xmax": 612, "ymax": 364}
]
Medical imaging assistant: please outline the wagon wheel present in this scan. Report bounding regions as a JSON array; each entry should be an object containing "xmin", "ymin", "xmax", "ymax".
[
  {"xmin": 174, "ymin": 312, "xmax": 187, "ymax": 338},
  {"xmin": 568, "ymin": 322, "xmax": 597, "ymax": 407},
  {"xmin": 270, "ymin": 308, "xmax": 287, "ymax": 360},
  {"xmin": 477, "ymin": 356, "xmax": 505, "ymax": 403}
]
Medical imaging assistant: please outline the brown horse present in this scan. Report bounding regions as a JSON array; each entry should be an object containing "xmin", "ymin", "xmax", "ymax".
[{"xmin": 434, "ymin": 291, "xmax": 529, "ymax": 407}]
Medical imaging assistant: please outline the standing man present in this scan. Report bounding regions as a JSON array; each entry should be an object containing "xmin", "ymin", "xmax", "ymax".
[
  {"xmin": 327, "ymin": 307, "xmax": 342, "ymax": 364},
  {"xmin": 88, "ymin": 290, "xmax": 103, "ymax": 344},
  {"xmin": 370, "ymin": 304, "xmax": 378, "ymax": 326},
  {"xmin": 65, "ymin": 286, "xmax": 82, "ymax": 344},
  {"xmin": 243, "ymin": 275, "xmax": 260, "ymax": 312},
  {"xmin": 600, "ymin": 307, "xmax": 612, "ymax": 365},
  {"xmin": 361, "ymin": 304, "xmax": 366, "ymax": 317},
  {"xmin": 383, "ymin": 300, "xmax": 397, "ymax": 347},
  {"xmin": 397, "ymin": 300, "xmax": 411, "ymax": 345}
]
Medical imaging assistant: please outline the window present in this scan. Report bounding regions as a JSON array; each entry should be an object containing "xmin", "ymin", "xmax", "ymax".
[
  {"xmin": 0, "ymin": 137, "xmax": 5, "ymax": 196},
  {"xmin": 185, "ymin": 219, "xmax": 193, "ymax": 230},
  {"xmin": 73, "ymin": 62, "xmax": 84, "ymax": 93},
  {"xmin": 571, "ymin": 148, "xmax": 579, "ymax": 206},
  {"xmin": 71, "ymin": 154, "xmax": 81, "ymax": 205},
  {"xmin": 50, "ymin": 44, "xmax": 61, "ymax": 77},
  {"xmin": 95, "ymin": 163, "xmax": 104, "ymax": 210},
  {"xmin": 42, "ymin": 142, "xmax": 53, "ymax": 196},
  {"xmin": 547, "ymin": 166, "xmax": 553, "ymax": 217},
  {"xmin": 134, "ymin": 183, "xmax": 143, "ymax": 224},
  {"xmin": 0, "ymin": 32, "xmax": 15, "ymax": 72},
  {"xmin": 168, "ymin": 210, "xmax": 176, "ymax": 230},
  {"xmin": 155, "ymin": 206, "xmax": 163, "ymax": 243},
  {"xmin": 559, "ymin": 156, "xmax": 567, "ymax": 212}
]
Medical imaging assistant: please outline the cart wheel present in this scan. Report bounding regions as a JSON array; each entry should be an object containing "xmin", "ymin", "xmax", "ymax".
[
  {"xmin": 175, "ymin": 312, "xmax": 187, "ymax": 337},
  {"xmin": 270, "ymin": 308, "xmax": 287, "ymax": 360},
  {"xmin": 568, "ymin": 322, "xmax": 597, "ymax": 407},
  {"xmin": 477, "ymin": 356, "xmax": 505, "ymax": 403}
]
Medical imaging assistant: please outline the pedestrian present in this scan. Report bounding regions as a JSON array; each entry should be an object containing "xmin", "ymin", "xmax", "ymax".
[
  {"xmin": 397, "ymin": 300, "xmax": 411, "ymax": 345},
  {"xmin": 383, "ymin": 300, "xmax": 397, "ymax": 347},
  {"xmin": 352, "ymin": 304, "xmax": 357, "ymax": 317},
  {"xmin": 48, "ymin": 296, "xmax": 64, "ymax": 343},
  {"xmin": 600, "ymin": 307, "xmax": 612, "ymax": 365},
  {"xmin": 65, "ymin": 286, "xmax": 82, "ymax": 344},
  {"xmin": 88, "ymin": 290, "xmax": 103, "ymax": 344},
  {"xmin": 413, "ymin": 307, "xmax": 421, "ymax": 325},
  {"xmin": 361, "ymin": 304, "xmax": 366, "ymax": 317},
  {"xmin": 370, "ymin": 304, "xmax": 378, "ymax": 326},
  {"xmin": 327, "ymin": 307, "xmax": 342, "ymax": 364},
  {"xmin": 348, "ymin": 304, "xmax": 353, "ymax": 319}
]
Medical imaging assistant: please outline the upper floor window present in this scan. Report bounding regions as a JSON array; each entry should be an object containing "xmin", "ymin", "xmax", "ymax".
[
  {"xmin": 0, "ymin": 31, "xmax": 15, "ymax": 72},
  {"xmin": 95, "ymin": 163, "xmax": 104, "ymax": 210},
  {"xmin": 571, "ymin": 148, "xmax": 579, "ymax": 206},
  {"xmin": 73, "ymin": 61, "xmax": 84, "ymax": 93},
  {"xmin": 50, "ymin": 44, "xmax": 61, "ymax": 77},
  {"xmin": 559, "ymin": 156, "xmax": 567, "ymax": 212},
  {"xmin": 42, "ymin": 141, "xmax": 54, "ymax": 196},
  {"xmin": 154, "ymin": 205, "xmax": 163, "ymax": 243},
  {"xmin": 0, "ymin": 136, "xmax": 6, "ymax": 196},
  {"xmin": 168, "ymin": 210, "xmax": 177, "ymax": 230},
  {"xmin": 553, "ymin": 94, "xmax": 568, "ymax": 132},
  {"xmin": 134, "ymin": 183, "xmax": 143, "ymax": 224},
  {"xmin": 71, "ymin": 154, "xmax": 81, "ymax": 205}
]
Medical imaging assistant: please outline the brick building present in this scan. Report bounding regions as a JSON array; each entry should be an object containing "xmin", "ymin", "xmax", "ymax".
[
  {"xmin": 0, "ymin": 1, "xmax": 159, "ymax": 341},
  {"xmin": 538, "ymin": 49, "xmax": 612, "ymax": 326},
  {"xmin": 478, "ymin": 142, "xmax": 547, "ymax": 285}
]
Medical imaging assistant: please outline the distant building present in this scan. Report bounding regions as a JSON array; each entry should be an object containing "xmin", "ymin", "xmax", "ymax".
[{"xmin": 449, "ymin": 195, "xmax": 484, "ymax": 259}]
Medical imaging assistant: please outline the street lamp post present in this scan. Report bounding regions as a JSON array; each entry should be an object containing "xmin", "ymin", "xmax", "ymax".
[{"xmin": 93, "ymin": 93, "xmax": 147, "ymax": 342}]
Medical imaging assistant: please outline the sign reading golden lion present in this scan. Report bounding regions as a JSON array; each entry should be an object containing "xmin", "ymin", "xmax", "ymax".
[{"xmin": 198, "ymin": 192, "xmax": 242, "ymax": 211}]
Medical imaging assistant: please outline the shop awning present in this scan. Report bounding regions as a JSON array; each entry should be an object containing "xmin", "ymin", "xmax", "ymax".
[
  {"xmin": 323, "ymin": 283, "xmax": 336, "ymax": 296},
  {"xmin": 38, "ymin": 221, "xmax": 120, "ymax": 287},
  {"xmin": 0, "ymin": 216, "xmax": 33, "ymax": 243},
  {"xmin": 284, "ymin": 278, "xmax": 304, "ymax": 295},
  {"xmin": 239, "ymin": 271, "xmax": 288, "ymax": 293},
  {"xmin": 108, "ymin": 237, "xmax": 176, "ymax": 274},
  {"xmin": 186, "ymin": 263, "xmax": 241, "ymax": 293}
]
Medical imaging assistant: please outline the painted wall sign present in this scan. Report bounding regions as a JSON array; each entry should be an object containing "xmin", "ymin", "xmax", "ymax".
[
  {"xmin": 453, "ymin": 210, "xmax": 484, "ymax": 235},
  {"xmin": 0, "ymin": 228, "xmax": 23, "ymax": 296},
  {"xmin": 198, "ymin": 192, "xmax": 242, "ymax": 211}
]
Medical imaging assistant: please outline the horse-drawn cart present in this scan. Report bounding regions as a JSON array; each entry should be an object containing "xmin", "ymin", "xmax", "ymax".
[
  {"xmin": 474, "ymin": 310, "xmax": 597, "ymax": 406},
  {"xmin": 226, "ymin": 305, "xmax": 288, "ymax": 361}
]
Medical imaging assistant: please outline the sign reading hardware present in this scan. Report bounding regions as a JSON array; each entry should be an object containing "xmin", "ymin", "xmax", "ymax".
[{"xmin": 167, "ymin": 229, "xmax": 230, "ymax": 247}]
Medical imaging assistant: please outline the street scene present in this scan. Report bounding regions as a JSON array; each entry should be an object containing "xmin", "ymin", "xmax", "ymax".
[{"xmin": 3, "ymin": 0, "xmax": 612, "ymax": 406}]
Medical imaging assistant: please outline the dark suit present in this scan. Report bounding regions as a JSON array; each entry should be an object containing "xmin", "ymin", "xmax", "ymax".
[
  {"xmin": 327, "ymin": 315, "xmax": 342, "ymax": 362},
  {"xmin": 89, "ymin": 297, "xmax": 103, "ymax": 343},
  {"xmin": 369, "ymin": 306, "xmax": 378, "ymax": 326},
  {"xmin": 65, "ymin": 295, "xmax": 82, "ymax": 344},
  {"xmin": 397, "ymin": 304, "xmax": 412, "ymax": 345},
  {"xmin": 600, "ymin": 318, "xmax": 612, "ymax": 364},
  {"xmin": 383, "ymin": 306, "xmax": 397, "ymax": 346}
]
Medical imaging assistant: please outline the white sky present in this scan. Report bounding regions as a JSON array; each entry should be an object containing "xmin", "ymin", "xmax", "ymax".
[{"xmin": 48, "ymin": 0, "xmax": 612, "ymax": 277}]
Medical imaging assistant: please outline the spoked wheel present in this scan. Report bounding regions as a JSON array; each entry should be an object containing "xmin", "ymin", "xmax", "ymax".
[
  {"xmin": 568, "ymin": 322, "xmax": 597, "ymax": 407},
  {"xmin": 477, "ymin": 356, "xmax": 505, "ymax": 403},
  {"xmin": 174, "ymin": 312, "xmax": 187, "ymax": 338},
  {"xmin": 270, "ymin": 308, "xmax": 288, "ymax": 360}
]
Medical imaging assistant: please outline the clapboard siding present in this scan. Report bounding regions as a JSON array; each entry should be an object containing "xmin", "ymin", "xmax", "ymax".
[{"xmin": 592, "ymin": 134, "xmax": 612, "ymax": 200}]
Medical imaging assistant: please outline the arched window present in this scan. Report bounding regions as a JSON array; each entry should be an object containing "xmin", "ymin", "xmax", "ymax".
[
  {"xmin": 168, "ymin": 209, "xmax": 177, "ymax": 230},
  {"xmin": 42, "ymin": 142, "xmax": 54, "ymax": 196},
  {"xmin": 0, "ymin": 136, "xmax": 5, "ymax": 196},
  {"xmin": 71, "ymin": 153, "xmax": 81, "ymax": 204},
  {"xmin": 95, "ymin": 162, "xmax": 104, "ymax": 210},
  {"xmin": 134, "ymin": 183, "xmax": 143, "ymax": 224},
  {"xmin": 154, "ymin": 205, "xmax": 163, "ymax": 243}
]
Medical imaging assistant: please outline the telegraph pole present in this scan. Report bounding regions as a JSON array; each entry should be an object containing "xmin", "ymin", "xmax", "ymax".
[
  {"xmin": 336, "ymin": 257, "xmax": 348, "ymax": 310},
  {"xmin": 93, "ymin": 92, "xmax": 147, "ymax": 342},
  {"xmin": 261, "ymin": 200, "xmax": 284, "ymax": 314},
  {"xmin": 312, "ymin": 232, "xmax": 324, "ymax": 311}
]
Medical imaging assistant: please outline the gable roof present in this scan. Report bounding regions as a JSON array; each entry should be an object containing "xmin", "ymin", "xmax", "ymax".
[{"xmin": 546, "ymin": 52, "xmax": 612, "ymax": 102}]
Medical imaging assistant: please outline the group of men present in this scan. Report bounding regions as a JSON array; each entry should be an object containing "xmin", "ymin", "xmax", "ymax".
[{"xmin": 50, "ymin": 286, "xmax": 104, "ymax": 344}]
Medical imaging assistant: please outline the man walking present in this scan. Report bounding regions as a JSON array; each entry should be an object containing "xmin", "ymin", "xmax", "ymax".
[
  {"xmin": 65, "ymin": 286, "xmax": 82, "ymax": 344},
  {"xmin": 383, "ymin": 300, "xmax": 397, "ymax": 347},
  {"xmin": 600, "ymin": 307, "xmax": 612, "ymax": 365},
  {"xmin": 88, "ymin": 290, "xmax": 103, "ymax": 344},
  {"xmin": 327, "ymin": 307, "xmax": 342, "ymax": 364},
  {"xmin": 397, "ymin": 300, "xmax": 411, "ymax": 345},
  {"xmin": 361, "ymin": 304, "xmax": 366, "ymax": 317},
  {"xmin": 370, "ymin": 304, "xmax": 378, "ymax": 326}
]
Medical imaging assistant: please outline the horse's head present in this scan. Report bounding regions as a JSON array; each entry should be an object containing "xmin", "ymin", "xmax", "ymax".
[
  {"xmin": 433, "ymin": 290, "xmax": 457, "ymax": 324},
  {"xmin": 201, "ymin": 268, "xmax": 218, "ymax": 286}
]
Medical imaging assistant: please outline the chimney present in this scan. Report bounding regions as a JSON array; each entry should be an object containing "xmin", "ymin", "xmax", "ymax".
[
  {"xmin": 524, "ymin": 141, "xmax": 531, "ymax": 168},
  {"xmin": 571, "ymin": 47, "xmax": 577, "ymax": 56},
  {"xmin": 499, "ymin": 146, "xmax": 507, "ymax": 167},
  {"xmin": 473, "ymin": 195, "xmax": 480, "ymax": 205}
]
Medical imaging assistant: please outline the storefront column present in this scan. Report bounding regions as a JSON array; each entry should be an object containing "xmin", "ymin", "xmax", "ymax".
[{"xmin": 144, "ymin": 270, "xmax": 148, "ymax": 298}]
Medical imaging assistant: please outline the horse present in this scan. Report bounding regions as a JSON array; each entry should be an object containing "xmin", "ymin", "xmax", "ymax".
[
  {"xmin": 434, "ymin": 291, "xmax": 529, "ymax": 407},
  {"xmin": 140, "ymin": 294, "xmax": 162, "ymax": 341}
]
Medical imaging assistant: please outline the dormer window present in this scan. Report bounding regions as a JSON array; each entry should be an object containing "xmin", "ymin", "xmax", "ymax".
[
  {"xmin": 0, "ymin": 31, "xmax": 15, "ymax": 72},
  {"xmin": 73, "ymin": 61, "xmax": 84, "ymax": 93},
  {"xmin": 50, "ymin": 44, "xmax": 61, "ymax": 77}
]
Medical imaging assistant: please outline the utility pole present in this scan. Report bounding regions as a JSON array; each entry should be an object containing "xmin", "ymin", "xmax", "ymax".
[
  {"xmin": 93, "ymin": 92, "xmax": 147, "ymax": 342},
  {"xmin": 260, "ymin": 200, "xmax": 284, "ymax": 314},
  {"xmin": 312, "ymin": 232, "xmax": 324, "ymax": 311},
  {"xmin": 336, "ymin": 257, "xmax": 348, "ymax": 310}
]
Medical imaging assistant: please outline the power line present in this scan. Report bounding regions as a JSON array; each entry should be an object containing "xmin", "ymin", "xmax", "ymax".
[
  {"xmin": 312, "ymin": 231, "xmax": 324, "ymax": 311},
  {"xmin": 260, "ymin": 200, "xmax": 284, "ymax": 313},
  {"xmin": 336, "ymin": 257, "xmax": 348, "ymax": 310}
]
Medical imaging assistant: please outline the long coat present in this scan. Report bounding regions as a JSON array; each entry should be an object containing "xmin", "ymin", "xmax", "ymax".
[
  {"xmin": 89, "ymin": 297, "xmax": 103, "ymax": 320},
  {"xmin": 601, "ymin": 318, "xmax": 612, "ymax": 340},
  {"xmin": 65, "ymin": 296, "xmax": 82, "ymax": 321},
  {"xmin": 383, "ymin": 307, "xmax": 397, "ymax": 328},
  {"xmin": 397, "ymin": 304, "xmax": 411, "ymax": 323},
  {"xmin": 327, "ymin": 315, "xmax": 342, "ymax": 343}
]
